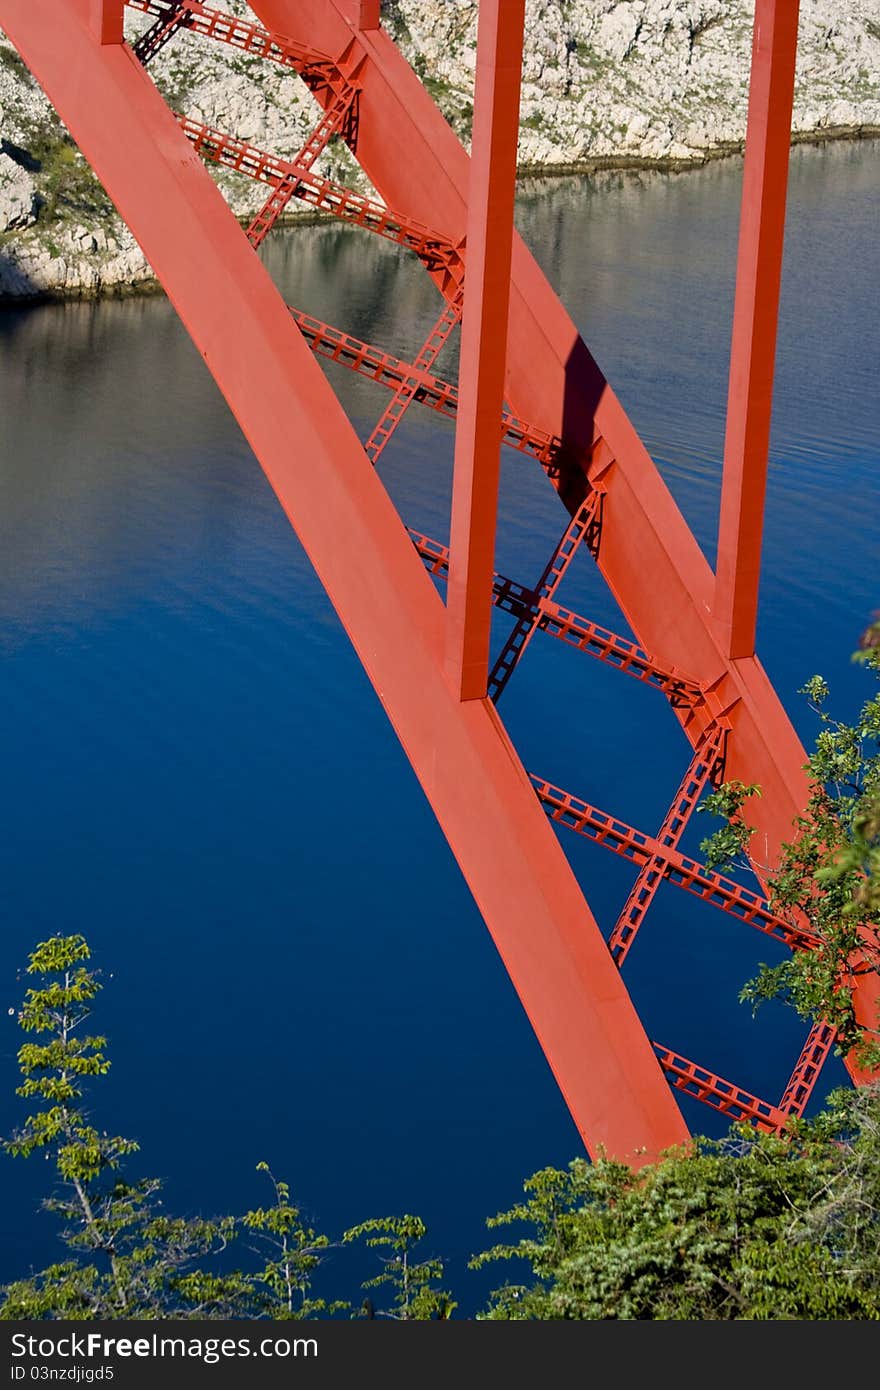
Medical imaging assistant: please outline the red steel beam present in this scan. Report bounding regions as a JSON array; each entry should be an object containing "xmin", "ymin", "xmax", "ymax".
[
  {"xmin": 131, "ymin": 1, "xmax": 191, "ymax": 65},
  {"xmin": 487, "ymin": 490, "xmax": 602, "ymax": 704},
  {"xmin": 714, "ymin": 0, "xmax": 801, "ymax": 660},
  {"xmin": 127, "ymin": 0, "xmax": 339, "ymax": 79},
  {"xmin": 352, "ymin": 0, "xmax": 379, "ymax": 28},
  {"xmin": 1, "ymin": 0, "xmax": 689, "ymax": 1164},
  {"xmin": 90, "ymin": 0, "xmax": 123, "ymax": 43},
  {"xmin": 408, "ymin": 527, "xmax": 706, "ymax": 709},
  {"xmin": 364, "ymin": 297, "xmax": 462, "ymax": 466},
  {"xmin": 658, "ymin": 1020, "xmax": 835, "ymax": 1132},
  {"xmin": 245, "ymin": 1, "xmax": 810, "ymax": 837},
  {"xmin": 178, "ymin": 115, "xmax": 460, "ymax": 280},
  {"xmin": 247, "ymin": 88, "xmax": 359, "ymax": 245},
  {"xmin": 653, "ymin": 1044, "xmax": 786, "ymax": 1132},
  {"xmin": 245, "ymin": 0, "xmax": 880, "ymax": 1077},
  {"xmin": 778, "ymin": 1020, "xmax": 836, "ymax": 1117},
  {"xmin": 445, "ymin": 0, "xmax": 525, "ymax": 701}
]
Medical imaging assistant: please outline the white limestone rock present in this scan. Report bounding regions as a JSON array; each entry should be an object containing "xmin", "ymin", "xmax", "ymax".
[
  {"xmin": 0, "ymin": 0, "xmax": 878, "ymax": 298},
  {"xmin": 0, "ymin": 151, "xmax": 37, "ymax": 231}
]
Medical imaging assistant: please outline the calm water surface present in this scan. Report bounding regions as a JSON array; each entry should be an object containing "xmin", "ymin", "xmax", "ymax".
[{"xmin": 0, "ymin": 139, "xmax": 877, "ymax": 1302}]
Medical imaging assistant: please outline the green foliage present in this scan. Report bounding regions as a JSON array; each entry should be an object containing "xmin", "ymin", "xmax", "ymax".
[
  {"xmin": 696, "ymin": 622, "xmax": 880, "ymax": 1067},
  {"xmin": 741, "ymin": 629, "xmax": 880, "ymax": 1065},
  {"xmin": 699, "ymin": 780, "xmax": 762, "ymax": 871},
  {"xmin": 0, "ymin": 44, "xmax": 31, "ymax": 82},
  {"xmin": 15, "ymin": 130, "xmax": 113, "ymax": 229},
  {"xmin": 344, "ymin": 1216, "xmax": 455, "ymax": 1320},
  {"xmin": 242, "ymin": 1164, "xmax": 342, "ymax": 1318},
  {"xmin": 1, "ymin": 936, "xmax": 246, "ymax": 1319},
  {"xmin": 472, "ymin": 1092, "xmax": 880, "ymax": 1319},
  {"xmin": 1, "ymin": 936, "xmax": 442, "ymax": 1321}
]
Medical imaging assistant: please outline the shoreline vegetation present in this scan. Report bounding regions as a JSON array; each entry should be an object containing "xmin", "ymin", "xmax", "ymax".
[
  {"xmin": 1, "ymin": 125, "xmax": 878, "ymax": 308},
  {"xmin": 3, "ymin": 932, "xmax": 880, "ymax": 1320}
]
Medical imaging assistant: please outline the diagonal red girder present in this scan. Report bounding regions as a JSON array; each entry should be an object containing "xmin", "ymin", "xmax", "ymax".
[
  {"xmin": 132, "ymin": 0, "xmax": 190, "ymax": 63},
  {"xmin": 778, "ymin": 1020, "xmax": 837, "ymax": 1118},
  {"xmin": 5, "ymin": 0, "xmax": 875, "ymax": 1152},
  {"xmin": 177, "ymin": 115, "xmax": 460, "ymax": 280},
  {"xmin": 246, "ymin": 86, "xmax": 360, "ymax": 245},
  {"xmin": 0, "ymin": 0, "xmax": 691, "ymax": 1163},
  {"xmin": 653, "ymin": 1044, "xmax": 786, "ymax": 1132},
  {"xmin": 244, "ymin": 0, "xmax": 880, "ymax": 1071},
  {"xmin": 127, "ymin": 0, "xmax": 339, "ymax": 80}
]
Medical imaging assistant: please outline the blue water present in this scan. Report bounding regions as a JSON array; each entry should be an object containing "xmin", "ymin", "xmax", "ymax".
[{"xmin": 0, "ymin": 138, "xmax": 877, "ymax": 1308}]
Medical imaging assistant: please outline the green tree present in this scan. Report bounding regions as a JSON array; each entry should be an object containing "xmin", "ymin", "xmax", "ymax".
[
  {"xmin": 700, "ymin": 621, "xmax": 880, "ymax": 1067},
  {"xmin": 1, "ymin": 934, "xmax": 245, "ymax": 1318},
  {"xmin": 1, "ymin": 933, "xmax": 438, "ymax": 1321},
  {"xmin": 344, "ymin": 1216, "xmax": 455, "ymax": 1319},
  {"xmin": 242, "ymin": 1163, "xmax": 343, "ymax": 1318},
  {"xmin": 472, "ymin": 1092, "xmax": 880, "ymax": 1319}
]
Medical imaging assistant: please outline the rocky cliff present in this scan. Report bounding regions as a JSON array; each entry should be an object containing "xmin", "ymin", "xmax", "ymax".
[{"xmin": 1, "ymin": 0, "xmax": 879, "ymax": 299}]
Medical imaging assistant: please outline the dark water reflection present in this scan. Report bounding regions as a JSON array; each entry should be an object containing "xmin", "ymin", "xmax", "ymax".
[{"xmin": 0, "ymin": 138, "xmax": 877, "ymax": 1303}]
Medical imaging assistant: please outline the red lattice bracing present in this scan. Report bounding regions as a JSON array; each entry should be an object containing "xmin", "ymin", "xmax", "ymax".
[
  {"xmin": 128, "ymin": 0, "xmax": 343, "ymax": 81},
  {"xmin": 608, "ymin": 722, "xmax": 728, "ymax": 967},
  {"xmin": 778, "ymin": 1022, "xmax": 838, "ymax": 1118},
  {"xmin": 653, "ymin": 1045, "xmax": 787, "ymax": 1132},
  {"xmin": 487, "ymin": 490, "xmax": 603, "ymax": 703},
  {"xmin": 3, "ymin": 0, "xmax": 876, "ymax": 1163},
  {"xmin": 289, "ymin": 308, "xmax": 564, "ymax": 472},
  {"xmin": 132, "ymin": 1, "xmax": 191, "ymax": 63},
  {"xmin": 364, "ymin": 296, "xmax": 464, "ymax": 465}
]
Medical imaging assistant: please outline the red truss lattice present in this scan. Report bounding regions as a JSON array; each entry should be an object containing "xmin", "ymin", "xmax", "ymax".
[{"xmin": 2, "ymin": 0, "xmax": 876, "ymax": 1164}]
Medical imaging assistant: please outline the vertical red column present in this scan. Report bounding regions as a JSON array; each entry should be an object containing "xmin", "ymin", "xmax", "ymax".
[
  {"xmin": 714, "ymin": 0, "xmax": 801, "ymax": 659},
  {"xmin": 445, "ymin": 0, "xmax": 525, "ymax": 701},
  {"xmin": 89, "ymin": 0, "xmax": 124, "ymax": 44},
  {"xmin": 338, "ymin": 0, "xmax": 380, "ymax": 29}
]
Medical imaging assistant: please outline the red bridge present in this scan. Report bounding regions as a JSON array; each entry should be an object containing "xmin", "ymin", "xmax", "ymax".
[{"xmin": 2, "ymin": 0, "xmax": 876, "ymax": 1162}]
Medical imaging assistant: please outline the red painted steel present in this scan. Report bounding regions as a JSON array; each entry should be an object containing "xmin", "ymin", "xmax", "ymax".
[
  {"xmin": 532, "ymin": 775, "xmax": 818, "ymax": 952},
  {"xmin": 534, "ymin": 600, "xmax": 704, "ymax": 707},
  {"xmin": 608, "ymin": 724, "xmax": 728, "ymax": 966},
  {"xmin": 90, "ymin": 0, "xmax": 124, "ymax": 43},
  {"xmin": 128, "ymin": 0, "xmax": 338, "ymax": 77},
  {"xmin": 317, "ymin": 0, "xmax": 377, "ymax": 29},
  {"xmin": 4, "ymin": 0, "xmax": 873, "ymax": 1152},
  {"xmin": 408, "ymin": 527, "xmax": 705, "ymax": 709},
  {"xmin": 132, "ymin": 1, "xmax": 190, "ymax": 62},
  {"xmin": 365, "ymin": 297, "xmax": 463, "ymax": 466},
  {"xmin": 289, "ymin": 307, "xmax": 563, "ymax": 470},
  {"xmin": 778, "ymin": 1021, "xmax": 837, "ymax": 1117},
  {"xmin": 241, "ymin": 0, "xmax": 880, "ymax": 1075},
  {"xmin": 246, "ymin": 89, "xmax": 359, "ymax": 246},
  {"xmin": 715, "ymin": 0, "xmax": 802, "ymax": 660},
  {"xmin": 445, "ymin": 0, "xmax": 525, "ymax": 701},
  {"xmin": 653, "ymin": 1044, "xmax": 786, "ymax": 1132},
  {"xmin": 488, "ymin": 490, "xmax": 603, "ymax": 703},
  {"xmin": 1, "ymin": 0, "xmax": 691, "ymax": 1163},
  {"xmin": 177, "ymin": 116, "xmax": 461, "ymax": 285}
]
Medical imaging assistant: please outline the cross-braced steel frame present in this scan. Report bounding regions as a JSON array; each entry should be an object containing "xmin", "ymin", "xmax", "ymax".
[{"xmin": 2, "ymin": 0, "xmax": 876, "ymax": 1164}]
